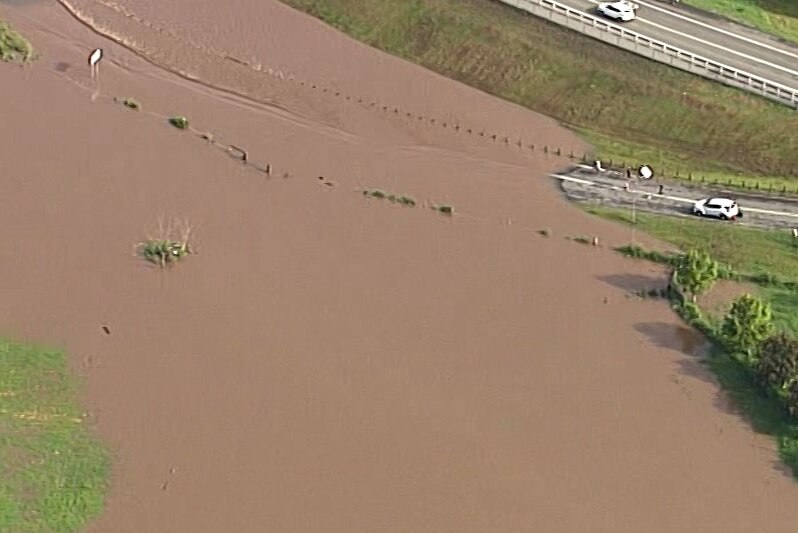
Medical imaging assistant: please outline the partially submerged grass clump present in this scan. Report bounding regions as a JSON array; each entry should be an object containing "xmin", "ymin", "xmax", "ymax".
[
  {"xmin": 0, "ymin": 340, "xmax": 108, "ymax": 532},
  {"xmin": 137, "ymin": 218, "xmax": 194, "ymax": 268},
  {"xmin": 433, "ymin": 204, "xmax": 453, "ymax": 215},
  {"xmin": 0, "ymin": 21, "xmax": 33, "ymax": 62},
  {"xmin": 122, "ymin": 98, "xmax": 140, "ymax": 110},
  {"xmin": 168, "ymin": 116, "xmax": 189, "ymax": 130},
  {"xmin": 363, "ymin": 189, "xmax": 416, "ymax": 206}
]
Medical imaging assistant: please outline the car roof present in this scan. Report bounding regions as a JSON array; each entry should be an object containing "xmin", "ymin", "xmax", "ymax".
[
  {"xmin": 706, "ymin": 198, "xmax": 736, "ymax": 205},
  {"xmin": 606, "ymin": 1, "xmax": 633, "ymax": 9}
]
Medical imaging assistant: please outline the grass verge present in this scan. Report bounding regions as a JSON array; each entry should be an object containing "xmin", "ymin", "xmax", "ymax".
[
  {"xmin": 585, "ymin": 204, "xmax": 798, "ymax": 336},
  {"xmin": 0, "ymin": 340, "xmax": 108, "ymax": 532},
  {"xmin": 683, "ymin": 0, "xmax": 798, "ymax": 45},
  {"xmin": 0, "ymin": 21, "xmax": 33, "ymax": 62},
  {"xmin": 583, "ymin": 205, "xmax": 798, "ymax": 278},
  {"xmin": 279, "ymin": 0, "xmax": 798, "ymax": 184},
  {"xmin": 637, "ymin": 252, "xmax": 798, "ymax": 480}
]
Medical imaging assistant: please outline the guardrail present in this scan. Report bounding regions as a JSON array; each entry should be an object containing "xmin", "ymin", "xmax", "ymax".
[{"xmin": 499, "ymin": 0, "xmax": 798, "ymax": 109}]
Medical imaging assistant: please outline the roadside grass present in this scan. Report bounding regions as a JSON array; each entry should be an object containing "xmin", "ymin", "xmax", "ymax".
[
  {"xmin": 0, "ymin": 340, "xmax": 108, "ymax": 532},
  {"xmin": 280, "ymin": 0, "xmax": 798, "ymax": 182},
  {"xmin": 684, "ymin": 0, "xmax": 798, "ymax": 45},
  {"xmin": 583, "ymin": 204, "xmax": 798, "ymax": 279},
  {"xmin": 583, "ymin": 204, "xmax": 798, "ymax": 336},
  {"xmin": 0, "ymin": 21, "xmax": 33, "ymax": 62},
  {"xmin": 596, "ymin": 202, "xmax": 798, "ymax": 478},
  {"xmin": 579, "ymin": 129, "xmax": 798, "ymax": 193}
]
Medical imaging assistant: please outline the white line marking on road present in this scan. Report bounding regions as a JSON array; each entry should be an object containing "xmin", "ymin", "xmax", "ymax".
[
  {"xmin": 634, "ymin": 0, "xmax": 798, "ymax": 61},
  {"xmin": 582, "ymin": 0, "xmax": 798, "ymax": 79}
]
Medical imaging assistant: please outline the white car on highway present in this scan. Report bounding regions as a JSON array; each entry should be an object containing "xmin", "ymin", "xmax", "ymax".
[
  {"xmin": 692, "ymin": 198, "xmax": 741, "ymax": 220},
  {"xmin": 597, "ymin": 1, "xmax": 638, "ymax": 22}
]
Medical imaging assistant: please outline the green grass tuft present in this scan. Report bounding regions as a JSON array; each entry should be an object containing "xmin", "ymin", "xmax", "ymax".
[
  {"xmin": 140, "ymin": 239, "xmax": 192, "ymax": 268},
  {"xmin": 0, "ymin": 340, "xmax": 108, "ymax": 532},
  {"xmin": 168, "ymin": 116, "xmax": 189, "ymax": 130},
  {"xmin": 0, "ymin": 21, "xmax": 33, "ymax": 62}
]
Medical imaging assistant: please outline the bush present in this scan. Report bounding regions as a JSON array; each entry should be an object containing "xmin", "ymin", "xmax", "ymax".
[
  {"xmin": 675, "ymin": 249, "xmax": 719, "ymax": 302},
  {"xmin": 756, "ymin": 333, "xmax": 798, "ymax": 392},
  {"xmin": 122, "ymin": 98, "xmax": 140, "ymax": 110},
  {"xmin": 169, "ymin": 116, "xmax": 189, "ymax": 130},
  {"xmin": 721, "ymin": 294, "xmax": 775, "ymax": 364},
  {"xmin": 0, "ymin": 22, "xmax": 33, "ymax": 62},
  {"xmin": 138, "ymin": 219, "xmax": 194, "ymax": 269}
]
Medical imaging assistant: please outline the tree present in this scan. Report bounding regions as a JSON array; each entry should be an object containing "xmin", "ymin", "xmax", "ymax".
[
  {"xmin": 720, "ymin": 294, "xmax": 775, "ymax": 363},
  {"xmin": 755, "ymin": 333, "xmax": 798, "ymax": 391},
  {"xmin": 674, "ymin": 249, "xmax": 719, "ymax": 302}
]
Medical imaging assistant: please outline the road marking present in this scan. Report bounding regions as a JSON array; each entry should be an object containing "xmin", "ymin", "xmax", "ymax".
[
  {"xmin": 582, "ymin": 0, "xmax": 798, "ymax": 79},
  {"xmin": 633, "ymin": 0, "xmax": 798, "ymax": 61},
  {"xmin": 551, "ymin": 170, "xmax": 798, "ymax": 218}
]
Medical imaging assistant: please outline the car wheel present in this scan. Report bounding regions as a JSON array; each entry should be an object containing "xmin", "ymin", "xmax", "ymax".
[
  {"xmin": 693, "ymin": 210, "xmax": 702, "ymax": 216},
  {"xmin": 719, "ymin": 213, "xmax": 728, "ymax": 220}
]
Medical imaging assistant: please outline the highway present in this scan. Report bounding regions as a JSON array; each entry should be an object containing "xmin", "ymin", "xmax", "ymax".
[{"xmin": 550, "ymin": 0, "xmax": 798, "ymax": 90}]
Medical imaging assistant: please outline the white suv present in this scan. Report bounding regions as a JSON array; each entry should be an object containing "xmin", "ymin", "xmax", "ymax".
[
  {"xmin": 597, "ymin": 1, "xmax": 638, "ymax": 22},
  {"xmin": 692, "ymin": 198, "xmax": 741, "ymax": 220}
]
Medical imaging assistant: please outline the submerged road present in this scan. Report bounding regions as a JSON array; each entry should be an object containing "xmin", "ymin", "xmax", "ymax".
[{"xmin": 549, "ymin": 0, "xmax": 798, "ymax": 90}]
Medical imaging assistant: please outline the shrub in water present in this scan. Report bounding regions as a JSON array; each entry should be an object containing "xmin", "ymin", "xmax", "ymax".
[
  {"xmin": 169, "ymin": 116, "xmax": 189, "ymax": 130},
  {"xmin": 123, "ymin": 98, "xmax": 140, "ymax": 110}
]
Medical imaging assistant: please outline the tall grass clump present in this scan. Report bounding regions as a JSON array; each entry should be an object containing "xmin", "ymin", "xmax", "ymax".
[
  {"xmin": 0, "ymin": 21, "xmax": 33, "ymax": 62},
  {"xmin": 138, "ymin": 218, "xmax": 194, "ymax": 268}
]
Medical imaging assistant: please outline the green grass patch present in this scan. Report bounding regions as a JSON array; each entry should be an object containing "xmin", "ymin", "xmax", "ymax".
[
  {"xmin": 762, "ymin": 285, "xmax": 798, "ymax": 338},
  {"xmin": 584, "ymin": 205, "xmax": 798, "ymax": 279},
  {"xmin": 168, "ymin": 116, "xmax": 189, "ymax": 130},
  {"xmin": 684, "ymin": 0, "xmax": 798, "ymax": 45},
  {"xmin": 0, "ymin": 21, "xmax": 33, "ymax": 62},
  {"xmin": 280, "ymin": 0, "xmax": 798, "ymax": 182},
  {"xmin": 586, "ymin": 204, "xmax": 798, "ymax": 337},
  {"xmin": 0, "ymin": 340, "xmax": 108, "ymax": 532}
]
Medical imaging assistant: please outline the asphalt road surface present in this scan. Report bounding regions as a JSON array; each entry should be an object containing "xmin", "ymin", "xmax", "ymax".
[
  {"xmin": 555, "ymin": 165, "xmax": 798, "ymax": 230},
  {"xmin": 553, "ymin": 0, "xmax": 798, "ymax": 89}
]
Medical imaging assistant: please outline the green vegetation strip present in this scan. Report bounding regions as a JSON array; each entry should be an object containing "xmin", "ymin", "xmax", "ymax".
[
  {"xmin": 684, "ymin": 0, "xmax": 798, "ymax": 45},
  {"xmin": 582, "ymin": 203, "xmax": 798, "ymax": 479},
  {"xmin": 0, "ymin": 341, "xmax": 108, "ymax": 532},
  {"xmin": 0, "ymin": 21, "xmax": 33, "ymax": 62},
  {"xmin": 279, "ymin": 0, "xmax": 798, "ymax": 187},
  {"xmin": 586, "ymin": 205, "xmax": 798, "ymax": 336}
]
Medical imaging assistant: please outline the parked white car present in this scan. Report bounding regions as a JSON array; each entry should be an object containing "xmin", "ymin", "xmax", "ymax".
[
  {"xmin": 597, "ymin": 1, "xmax": 638, "ymax": 22},
  {"xmin": 692, "ymin": 198, "xmax": 741, "ymax": 220}
]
